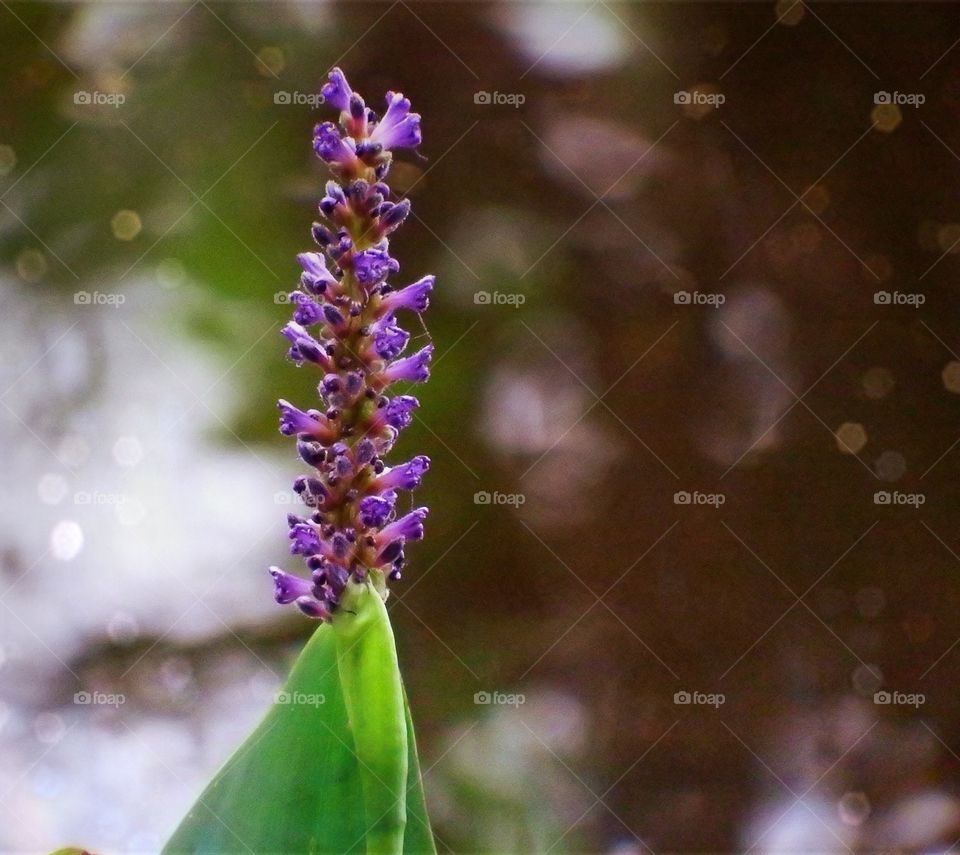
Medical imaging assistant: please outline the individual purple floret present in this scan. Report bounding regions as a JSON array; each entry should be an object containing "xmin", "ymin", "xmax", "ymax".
[{"xmin": 269, "ymin": 68, "xmax": 432, "ymax": 621}]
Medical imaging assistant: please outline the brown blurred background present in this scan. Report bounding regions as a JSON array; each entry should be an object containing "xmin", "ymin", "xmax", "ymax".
[{"xmin": 3, "ymin": 1, "xmax": 960, "ymax": 852}]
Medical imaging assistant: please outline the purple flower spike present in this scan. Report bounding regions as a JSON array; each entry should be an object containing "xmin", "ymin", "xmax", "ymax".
[
  {"xmin": 269, "ymin": 70, "xmax": 433, "ymax": 621},
  {"xmin": 383, "ymin": 344, "xmax": 433, "ymax": 384},
  {"xmin": 370, "ymin": 92, "xmax": 422, "ymax": 151},
  {"xmin": 380, "ymin": 275, "xmax": 434, "ymax": 315}
]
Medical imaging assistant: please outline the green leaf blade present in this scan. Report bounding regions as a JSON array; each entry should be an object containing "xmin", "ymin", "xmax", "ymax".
[{"xmin": 163, "ymin": 593, "xmax": 435, "ymax": 855}]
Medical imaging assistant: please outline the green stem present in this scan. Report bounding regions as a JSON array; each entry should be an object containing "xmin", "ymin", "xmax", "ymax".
[{"xmin": 333, "ymin": 579, "xmax": 408, "ymax": 855}]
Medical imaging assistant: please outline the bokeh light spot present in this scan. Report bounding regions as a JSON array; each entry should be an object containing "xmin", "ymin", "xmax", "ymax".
[
  {"xmin": 776, "ymin": 0, "xmax": 806, "ymax": 26},
  {"xmin": 871, "ymin": 103, "xmax": 902, "ymax": 132},
  {"xmin": 862, "ymin": 366, "xmax": 895, "ymax": 399},
  {"xmin": 37, "ymin": 473, "xmax": 68, "ymax": 505},
  {"xmin": 257, "ymin": 46, "xmax": 285, "ymax": 76},
  {"xmin": 16, "ymin": 248, "xmax": 48, "ymax": 282},
  {"xmin": 111, "ymin": 210, "xmax": 142, "ymax": 241},
  {"xmin": 875, "ymin": 449, "xmax": 907, "ymax": 481},
  {"xmin": 50, "ymin": 520, "xmax": 83, "ymax": 561},
  {"xmin": 835, "ymin": 422, "xmax": 867, "ymax": 454},
  {"xmin": 942, "ymin": 361, "xmax": 960, "ymax": 393},
  {"xmin": 113, "ymin": 435, "xmax": 143, "ymax": 467},
  {"xmin": 838, "ymin": 791, "xmax": 871, "ymax": 826}
]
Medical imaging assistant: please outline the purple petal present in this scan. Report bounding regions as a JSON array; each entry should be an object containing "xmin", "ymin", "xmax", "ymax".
[
  {"xmin": 380, "ymin": 276, "xmax": 434, "ymax": 315},
  {"xmin": 383, "ymin": 344, "xmax": 433, "ymax": 384},
  {"xmin": 379, "ymin": 507, "xmax": 428, "ymax": 543},
  {"xmin": 370, "ymin": 92, "xmax": 422, "ymax": 151},
  {"xmin": 269, "ymin": 567, "xmax": 312, "ymax": 604},
  {"xmin": 320, "ymin": 67, "xmax": 354, "ymax": 112}
]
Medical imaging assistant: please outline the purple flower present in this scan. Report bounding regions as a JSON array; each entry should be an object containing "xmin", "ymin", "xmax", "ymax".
[
  {"xmin": 380, "ymin": 275, "xmax": 434, "ymax": 315},
  {"xmin": 320, "ymin": 67, "xmax": 354, "ymax": 113},
  {"xmin": 383, "ymin": 344, "xmax": 433, "ymax": 384},
  {"xmin": 379, "ymin": 508, "xmax": 428, "ymax": 544},
  {"xmin": 380, "ymin": 395, "xmax": 419, "ymax": 430},
  {"xmin": 313, "ymin": 122, "xmax": 358, "ymax": 168},
  {"xmin": 378, "ymin": 199, "xmax": 411, "ymax": 234},
  {"xmin": 358, "ymin": 493, "xmax": 396, "ymax": 527},
  {"xmin": 297, "ymin": 252, "xmax": 337, "ymax": 295},
  {"xmin": 353, "ymin": 247, "xmax": 400, "ymax": 287},
  {"xmin": 372, "ymin": 321, "xmax": 410, "ymax": 360},
  {"xmin": 281, "ymin": 322, "xmax": 328, "ymax": 365},
  {"xmin": 270, "ymin": 567, "xmax": 313, "ymax": 604},
  {"xmin": 289, "ymin": 522, "xmax": 322, "ymax": 556},
  {"xmin": 269, "ymin": 71, "xmax": 434, "ymax": 621},
  {"xmin": 277, "ymin": 400, "xmax": 328, "ymax": 439},
  {"xmin": 370, "ymin": 92, "xmax": 422, "ymax": 151},
  {"xmin": 290, "ymin": 292, "xmax": 324, "ymax": 326},
  {"xmin": 374, "ymin": 455, "xmax": 431, "ymax": 491}
]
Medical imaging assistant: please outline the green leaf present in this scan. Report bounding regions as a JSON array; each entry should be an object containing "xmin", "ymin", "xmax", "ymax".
[{"xmin": 163, "ymin": 582, "xmax": 435, "ymax": 855}]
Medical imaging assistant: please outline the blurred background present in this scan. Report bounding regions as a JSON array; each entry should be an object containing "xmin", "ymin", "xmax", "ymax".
[{"xmin": 3, "ymin": 1, "xmax": 960, "ymax": 852}]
